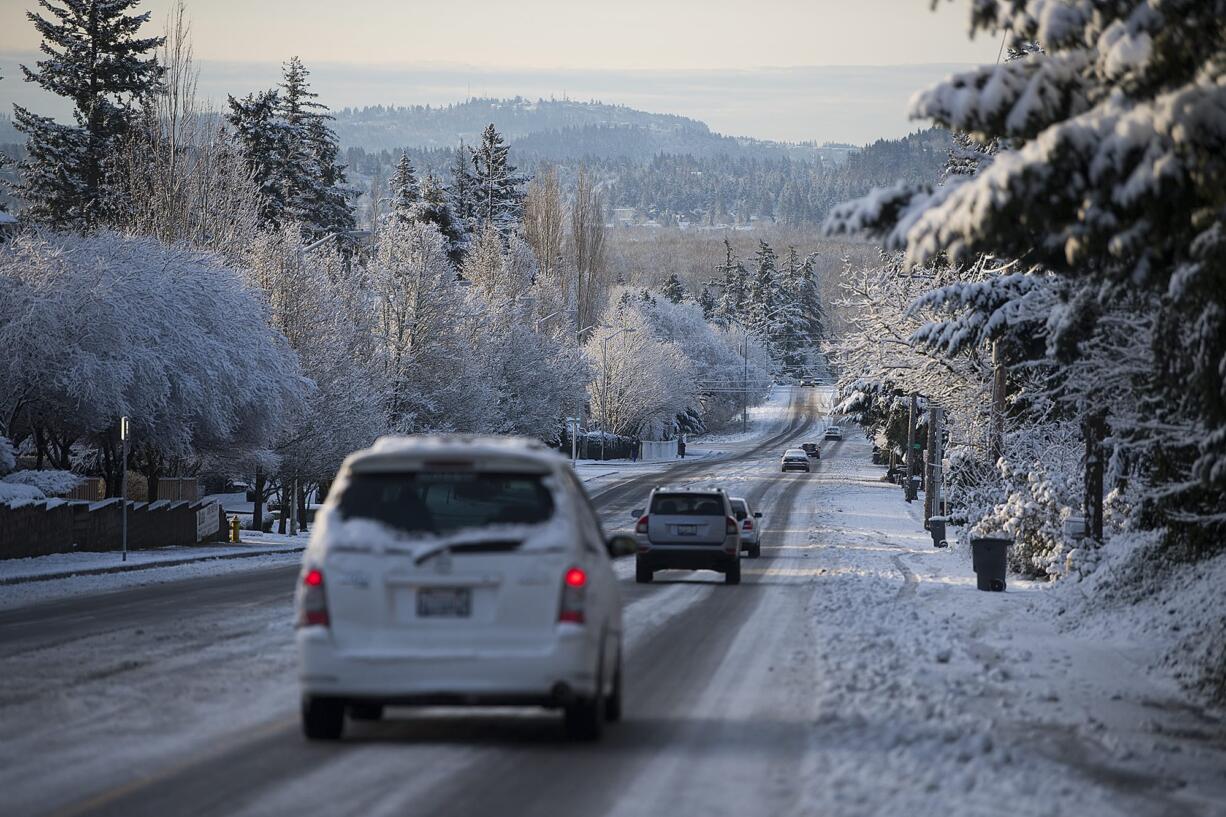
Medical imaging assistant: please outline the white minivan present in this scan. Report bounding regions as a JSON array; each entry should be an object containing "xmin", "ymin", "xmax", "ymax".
[{"xmin": 296, "ymin": 436, "xmax": 636, "ymax": 741}]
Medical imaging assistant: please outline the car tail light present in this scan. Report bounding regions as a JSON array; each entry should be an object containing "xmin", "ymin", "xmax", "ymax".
[
  {"xmin": 743, "ymin": 519, "xmax": 753, "ymax": 531},
  {"xmin": 296, "ymin": 567, "xmax": 329, "ymax": 628},
  {"xmin": 559, "ymin": 566, "xmax": 587, "ymax": 624},
  {"xmin": 725, "ymin": 516, "xmax": 738, "ymax": 535},
  {"xmin": 635, "ymin": 515, "xmax": 649, "ymax": 535}
]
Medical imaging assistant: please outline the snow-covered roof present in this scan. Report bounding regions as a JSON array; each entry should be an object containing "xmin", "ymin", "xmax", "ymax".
[{"xmin": 345, "ymin": 434, "xmax": 566, "ymax": 474}]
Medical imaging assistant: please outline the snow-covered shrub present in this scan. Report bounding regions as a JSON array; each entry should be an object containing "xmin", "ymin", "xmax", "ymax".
[
  {"xmin": 0, "ymin": 481, "xmax": 45, "ymax": 507},
  {"xmin": 2, "ymin": 469, "xmax": 83, "ymax": 497},
  {"xmin": 0, "ymin": 436, "xmax": 15, "ymax": 475}
]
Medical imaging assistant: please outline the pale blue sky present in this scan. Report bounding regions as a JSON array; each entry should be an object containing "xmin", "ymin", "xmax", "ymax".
[{"xmin": 0, "ymin": 0, "xmax": 1001, "ymax": 143}]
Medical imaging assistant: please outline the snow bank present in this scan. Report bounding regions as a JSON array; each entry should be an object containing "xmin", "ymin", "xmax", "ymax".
[{"xmin": 1060, "ymin": 530, "xmax": 1226, "ymax": 705}]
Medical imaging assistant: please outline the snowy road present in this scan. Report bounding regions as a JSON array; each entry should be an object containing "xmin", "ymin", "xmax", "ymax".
[{"xmin": 3, "ymin": 387, "xmax": 1224, "ymax": 817}]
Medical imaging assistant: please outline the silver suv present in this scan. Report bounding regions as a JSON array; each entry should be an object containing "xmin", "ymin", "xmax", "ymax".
[{"xmin": 631, "ymin": 488, "xmax": 742, "ymax": 585}]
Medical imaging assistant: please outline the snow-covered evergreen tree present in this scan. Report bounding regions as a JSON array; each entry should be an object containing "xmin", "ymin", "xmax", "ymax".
[
  {"xmin": 388, "ymin": 151, "xmax": 419, "ymax": 222},
  {"xmin": 412, "ymin": 174, "xmax": 464, "ymax": 266},
  {"xmin": 825, "ymin": 0, "xmax": 1226, "ymax": 557},
  {"xmin": 660, "ymin": 273, "xmax": 686, "ymax": 304},
  {"xmin": 713, "ymin": 238, "xmax": 749, "ymax": 327},
  {"xmin": 469, "ymin": 123, "xmax": 525, "ymax": 237},
  {"xmin": 226, "ymin": 90, "xmax": 288, "ymax": 229},
  {"xmin": 12, "ymin": 0, "xmax": 164, "ymax": 228},
  {"xmin": 745, "ymin": 240, "xmax": 781, "ymax": 351},
  {"xmin": 448, "ymin": 141, "xmax": 477, "ymax": 250}
]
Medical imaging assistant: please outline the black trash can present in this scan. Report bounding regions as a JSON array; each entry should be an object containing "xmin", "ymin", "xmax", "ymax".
[
  {"xmin": 929, "ymin": 517, "xmax": 948, "ymax": 548},
  {"xmin": 970, "ymin": 536, "xmax": 1010, "ymax": 591}
]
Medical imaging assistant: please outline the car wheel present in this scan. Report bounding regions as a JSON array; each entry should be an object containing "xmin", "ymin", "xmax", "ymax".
[
  {"xmin": 725, "ymin": 559, "xmax": 742, "ymax": 585},
  {"xmin": 605, "ymin": 647, "xmax": 623, "ymax": 723},
  {"xmin": 635, "ymin": 559, "xmax": 653, "ymax": 583},
  {"xmin": 565, "ymin": 659, "xmax": 604, "ymax": 741},
  {"xmin": 749, "ymin": 544, "xmax": 761, "ymax": 559},
  {"xmin": 302, "ymin": 696, "xmax": 345, "ymax": 741},
  {"xmin": 348, "ymin": 703, "xmax": 383, "ymax": 721}
]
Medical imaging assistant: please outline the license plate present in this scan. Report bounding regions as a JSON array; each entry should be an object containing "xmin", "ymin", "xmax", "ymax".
[
  {"xmin": 417, "ymin": 587, "xmax": 471, "ymax": 618},
  {"xmin": 676, "ymin": 524, "xmax": 697, "ymax": 536}
]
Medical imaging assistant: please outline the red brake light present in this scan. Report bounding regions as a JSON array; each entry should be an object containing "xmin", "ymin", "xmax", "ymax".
[
  {"xmin": 297, "ymin": 568, "xmax": 329, "ymax": 628},
  {"xmin": 743, "ymin": 519, "xmax": 753, "ymax": 530},
  {"xmin": 559, "ymin": 566, "xmax": 587, "ymax": 624},
  {"xmin": 725, "ymin": 516, "xmax": 738, "ymax": 535},
  {"xmin": 635, "ymin": 515, "xmax": 649, "ymax": 535}
]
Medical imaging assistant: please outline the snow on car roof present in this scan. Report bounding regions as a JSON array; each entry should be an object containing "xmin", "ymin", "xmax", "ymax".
[{"xmin": 345, "ymin": 434, "xmax": 567, "ymax": 472}]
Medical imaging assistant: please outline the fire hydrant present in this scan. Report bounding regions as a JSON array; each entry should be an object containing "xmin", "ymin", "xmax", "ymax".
[{"xmin": 229, "ymin": 516, "xmax": 242, "ymax": 544}]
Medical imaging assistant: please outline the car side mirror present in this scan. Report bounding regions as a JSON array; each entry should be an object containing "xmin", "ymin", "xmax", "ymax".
[
  {"xmin": 606, "ymin": 534, "xmax": 637, "ymax": 559},
  {"xmin": 630, "ymin": 508, "xmax": 644, "ymax": 518},
  {"xmin": 754, "ymin": 512, "xmax": 763, "ymax": 518}
]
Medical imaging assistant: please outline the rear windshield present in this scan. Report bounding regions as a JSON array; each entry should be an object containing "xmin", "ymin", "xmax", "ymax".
[
  {"xmin": 650, "ymin": 493, "xmax": 726, "ymax": 516},
  {"xmin": 730, "ymin": 500, "xmax": 748, "ymax": 520},
  {"xmin": 337, "ymin": 471, "xmax": 555, "ymax": 535}
]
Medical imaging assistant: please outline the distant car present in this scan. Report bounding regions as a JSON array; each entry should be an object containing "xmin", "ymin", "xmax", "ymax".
[
  {"xmin": 729, "ymin": 496, "xmax": 763, "ymax": 558},
  {"xmin": 800, "ymin": 378, "xmax": 816, "ymax": 387},
  {"xmin": 800, "ymin": 442, "xmax": 821, "ymax": 459},
  {"xmin": 781, "ymin": 448, "xmax": 811, "ymax": 472},
  {"xmin": 632, "ymin": 488, "xmax": 742, "ymax": 585},
  {"xmin": 296, "ymin": 435, "xmax": 636, "ymax": 742},
  {"xmin": 824, "ymin": 425, "xmax": 843, "ymax": 441}
]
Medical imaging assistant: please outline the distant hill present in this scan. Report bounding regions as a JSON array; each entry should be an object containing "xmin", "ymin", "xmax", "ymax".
[{"xmin": 333, "ymin": 97, "xmax": 844, "ymax": 164}]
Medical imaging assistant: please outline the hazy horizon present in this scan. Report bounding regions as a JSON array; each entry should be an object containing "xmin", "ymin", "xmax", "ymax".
[
  {"xmin": 0, "ymin": 53, "xmax": 978, "ymax": 145},
  {"xmin": 0, "ymin": 0, "xmax": 1000, "ymax": 145}
]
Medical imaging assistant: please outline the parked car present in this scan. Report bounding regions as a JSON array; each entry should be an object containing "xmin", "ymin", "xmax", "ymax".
[
  {"xmin": 631, "ymin": 488, "xmax": 742, "ymax": 585},
  {"xmin": 800, "ymin": 442, "xmax": 821, "ymax": 459},
  {"xmin": 729, "ymin": 496, "xmax": 763, "ymax": 558},
  {"xmin": 296, "ymin": 435, "xmax": 636, "ymax": 742},
  {"xmin": 781, "ymin": 448, "xmax": 811, "ymax": 472},
  {"xmin": 824, "ymin": 425, "xmax": 843, "ymax": 441}
]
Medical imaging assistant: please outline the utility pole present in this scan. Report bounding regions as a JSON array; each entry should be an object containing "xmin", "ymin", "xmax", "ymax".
[
  {"xmin": 990, "ymin": 340, "xmax": 1007, "ymax": 464},
  {"xmin": 289, "ymin": 477, "xmax": 299, "ymax": 536},
  {"xmin": 119, "ymin": 416, "xmax": 129, "ymax": 562},
  {"xmin": 905, "ymin": 393, "xmax": 919, "ymax": 502},
  {"xmin": 924, "ymin": 404, "xmax": 942, "ymax": 525}
]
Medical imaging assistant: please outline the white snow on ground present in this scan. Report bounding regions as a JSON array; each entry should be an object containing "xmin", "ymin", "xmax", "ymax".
[{"xmin": 693, "ymin": 382, "xmax": 800, "ymax": 445}]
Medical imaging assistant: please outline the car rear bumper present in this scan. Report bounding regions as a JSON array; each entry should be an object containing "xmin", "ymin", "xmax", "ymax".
[
  {"xmin": 297, "ymin": 627, "xmax": 599, "ymax": 703},
  {"xmin": 637, "ymin": 548, "xmax": 738, "ymax": 572},
  {"xmin": 782, "ymin": 464, "xmax": 810, "ymax": 471}
]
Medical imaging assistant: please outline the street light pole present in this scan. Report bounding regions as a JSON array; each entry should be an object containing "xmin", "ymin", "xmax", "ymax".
[{"xmin": 120, "ymin": 416, "xmax": 129, "ymax": 562}]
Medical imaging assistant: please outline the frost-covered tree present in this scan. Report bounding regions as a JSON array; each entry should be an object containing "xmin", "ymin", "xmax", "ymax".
[
  {"xmin": 108, "ymin": 3, "xmax": 261, "ymax": 262},
  {"xmin": 412, "ymin": 173, "xmax": 464, "ymax": 266},
  {"xmin": 659, "ymin": 273, "xmax": 686, "ymax": 304},
  {"xmin": 713, "ymin": 238, "xmax": 749, "ymax": 327},
  {"xmin": 448, "ymin": 141, "xmax": 477, "ymax": 248},
  {"xmin": 0, "ymin": 231, "xmax": 304, "ymax": 495},
  {"xmin": 12, "ymin": 0, "xmax": 164, "ymax": 228},
  {"xmin": 469, "ymin": 123, "xmax": 525, "ymax": 237},
  {"xmin": 388, "ymin": 151, "xmax": 419, "ymax": 222},
  {"xmin": 226, "ymin": 57, "xmax": 353, "ymax": 239},
  {"xmin": 825, "ymin": 0, "xmax": 1226, "ymax": 553}
]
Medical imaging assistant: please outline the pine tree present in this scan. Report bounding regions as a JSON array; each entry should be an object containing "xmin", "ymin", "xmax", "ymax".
[
  {"xmin": 12, "ymin": 0, "xmax": 164, "ymax": 228},
  {"xmin": 469, "ymin": 123, "xmax": 525, "ymax": 237},
  {"xmin": 448, "ymin": 142, "xmax": 476, "ymax": 249},
  {"xmin": 698, "ymin": 285, "xmax": 717, "ymax": 322},
  {"xmin": 226, "ymin": 90, "xmax": 287, "ymax": 229},
  {"xmin": 274, "ymin": 57, "xmax": 353, "ymax": 240},
  {"xmin": 746, "ymin": 240, "xmax": 780, "ymax": 352},
  {"xmin": 660, "ymin": 273, "xmax": 686, "ymax": 304},
  {"xmin": 412, "ymin": 174, "xmax": 464, "ymax": 266},
  {"xmin": 713, "ymin": 238, "xmax": 749, "ymax": 327},
  {"xmin": 389, "ymin": 151, "xmax": 419, "ymax": 222}
]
